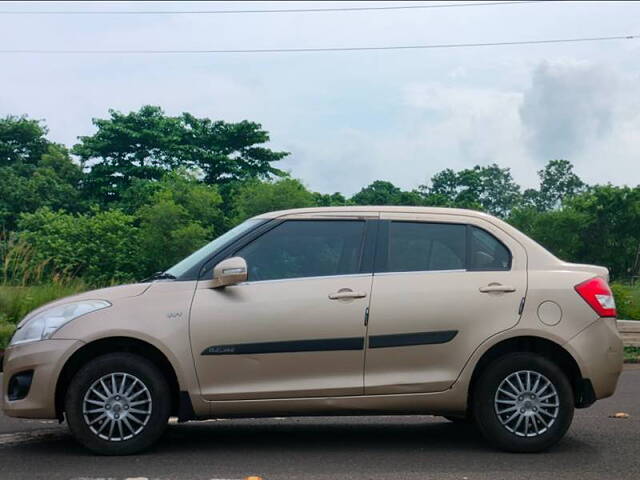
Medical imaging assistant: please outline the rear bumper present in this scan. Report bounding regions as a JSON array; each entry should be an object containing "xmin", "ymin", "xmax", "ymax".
[
  {"xmin": 566, "ymin": 317, "xmax": 623, "ymax": 400},
  {"xmin": 2, "ymin": 339, "xmax": 82, "ymax": 419}
]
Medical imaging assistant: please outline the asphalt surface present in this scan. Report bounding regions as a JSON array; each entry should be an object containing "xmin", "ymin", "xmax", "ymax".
[{"xmin": 0, "ymin": 367, "xmax": 638, "ymax": 480}]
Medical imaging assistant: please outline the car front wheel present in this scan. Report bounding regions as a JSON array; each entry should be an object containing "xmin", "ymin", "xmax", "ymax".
[
  {"xmin": 65, "ymin": 352, "xmax": 171, "ymax": 455},
  {"xmin": 473, "ymin": 352, "xmax": 574, "ymax": 453}
]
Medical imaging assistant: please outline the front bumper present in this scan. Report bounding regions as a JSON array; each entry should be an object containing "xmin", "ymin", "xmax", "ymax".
[
  {"xmin": 2, "ymin": 339, "xmax": 83, "ymax": 419},
  {"xmin": 566, "ymin": 317, "xmax": 623, "ymax": 400}
]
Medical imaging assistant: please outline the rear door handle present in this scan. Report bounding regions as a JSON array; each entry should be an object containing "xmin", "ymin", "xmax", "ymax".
[
  {"xmin": 479, "ymin": 284, "xmax": 516, "ymax": 293},
  {"xmin": 328, "ymin": 289, "xmax": 368, "ymax": 300}
]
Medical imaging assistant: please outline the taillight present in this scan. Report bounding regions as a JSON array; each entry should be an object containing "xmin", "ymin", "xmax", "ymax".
[{"xmin": 574, "ymin": 277, "xmax": 617, "ymax": 317}]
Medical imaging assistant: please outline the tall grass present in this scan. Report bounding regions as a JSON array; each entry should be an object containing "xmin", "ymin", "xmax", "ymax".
[
  {"xmin": 0, "ymin": 281, "xmax": 89, "ymax": 349},
  {"xmin": 0, "ymin": 234, "xmax": 88, "ymax": 348},
  {"xmin": 1, "ymin": 235, "xmax": 46, "ymax": 286}
]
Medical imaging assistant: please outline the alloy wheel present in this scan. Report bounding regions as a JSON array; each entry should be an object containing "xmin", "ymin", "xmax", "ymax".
[
  {"xmin": 82, "ymin": 372, "xmax": 153, "ymax": 442},
  {"xmin": 493, "ymin": 370, "xmax": 560, "ymax": 437}
]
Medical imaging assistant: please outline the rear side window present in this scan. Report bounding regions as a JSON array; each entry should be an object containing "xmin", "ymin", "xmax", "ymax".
[
  {"xmin": 235, "ymin": 220, "xmax": 365, "ymax": 281},
  {"xmin": 468, "ymin": 226, "xmax": 511, "ymax": 271},
  {"xmin": 385, "ymin": 222, "xmax": 466, "ymax": 272}
]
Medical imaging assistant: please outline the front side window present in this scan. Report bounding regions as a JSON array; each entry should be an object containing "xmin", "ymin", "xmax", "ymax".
[
  {"xmin": 166, "ymin": 218, "xmax": 263, "ymax": 279},
  {"xmin": 468, "ymin": 226, "xmax": 511, "ymax": 271},
  {"xmin": 385, "ymin": 222, "xmax": 466, "ymax": 272},
  {"xmin": 235, "ymin": 220, "xmax": 365, "ymax": 281}
]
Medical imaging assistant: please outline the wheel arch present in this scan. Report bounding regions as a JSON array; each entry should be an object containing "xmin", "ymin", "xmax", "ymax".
[
  {"xmin": 55, "ymin": 336, "xmax": 183, "ymax": 420},
  {"xmin": 467, "ymin": 335, "xmax": 591, "ymax": 412}
]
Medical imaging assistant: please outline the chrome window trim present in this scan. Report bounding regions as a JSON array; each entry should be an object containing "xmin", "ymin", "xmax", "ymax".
[
  {"xmin": 239, "ymin": 272, "xmax": 373, "ymax": 286},
  {"xmin": 374, "ymin": 269, "xmax": 467, "ymax": 277}
]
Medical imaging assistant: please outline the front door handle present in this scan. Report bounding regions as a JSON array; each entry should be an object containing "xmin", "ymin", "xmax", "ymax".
[
  {"xmin": 479, "ymin": 284, "xmax": 516, "ymax": 293},
  {"xmin": 328, "ymin": 288, "xmax": 368, "ymax": 300}
]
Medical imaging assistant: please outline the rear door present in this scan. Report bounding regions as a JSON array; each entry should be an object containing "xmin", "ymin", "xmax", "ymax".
[{"xmin": 364, "ymin": 212, "xmax": 527, "ymax": 394}]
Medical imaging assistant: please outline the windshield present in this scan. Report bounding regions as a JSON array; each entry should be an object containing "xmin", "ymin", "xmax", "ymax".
[{"xmin": 165, "ymin": 218, "xmax": 263, "ymax": 278}]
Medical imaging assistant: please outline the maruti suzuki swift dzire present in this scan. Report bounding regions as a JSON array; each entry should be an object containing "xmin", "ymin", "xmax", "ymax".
[{"xmin": 2, "ymin": 207, "xmax": 623, "ymax": 455}]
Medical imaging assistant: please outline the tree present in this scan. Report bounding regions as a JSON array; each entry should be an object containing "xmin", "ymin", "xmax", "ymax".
[
  {"xmin": 509, "ymin": 185, "xmax": 640, "ymax": 279},
  {"xmin": 136, "ymin": 172, "xmax": 224, "ymax": 272},
  {"xmin": 508, "ymin": 206, "xmax": 589, "ymax": 262},
  {"xmin": 396, "ymin": 190, "xmax": 425, "ymax": 206},
  {"xmin": 230, "ymin": 178, "xmax": 316, "ymax": 224},
  {"xmin": 180, "ymin": 113, "xmax": 287, "ymax": 184},
  {"xmin": 565, "ymin": 185, "xmax": 640, "ymax": 279},
  {"xmin": 527, "ymin": 159, "xmax": 585, "ymax": 211},
  {"xmin": 313, "ymin": 192, "xmax": 348, "ymax": 207},
  {"xmin": 73, "ymin": 106, "xmax": 288, "ymax": 204},
  {"xmin": 420, "ymin": 164, "xmax": 521, "ymax": 217},
  {"xmin": 351, "ymin": 180, "xmax": 402, "ymax": 205},
  {"xmin": 0, "ymin": 115, "xmax": 50, "ymax": 168},
  {"xmin": 0, "ymin": 117, "xmax": 83, "ymax": 230},
  {"xmin": 350, "ymin": 180, "xmax": 423, "ymax": 206}
]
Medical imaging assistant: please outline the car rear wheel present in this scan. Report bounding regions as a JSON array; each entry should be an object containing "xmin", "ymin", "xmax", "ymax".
[
  {"xmin": 65, "ymin": 352, "xmax": 171, "ymax": 455},
  {"xmin": 472, "ymin": 352, "xmax": 574, "ymax": 453}
]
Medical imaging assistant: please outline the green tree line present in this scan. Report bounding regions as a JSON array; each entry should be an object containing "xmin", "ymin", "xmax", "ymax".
[{"xmin": 2, "ymin": 105, "xmax": 640, "ymax": 286}]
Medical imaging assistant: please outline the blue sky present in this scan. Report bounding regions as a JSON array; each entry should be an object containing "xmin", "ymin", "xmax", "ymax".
[{"xmin": 1, "ymin": 1, "xmax": 639, "ymax": 194}]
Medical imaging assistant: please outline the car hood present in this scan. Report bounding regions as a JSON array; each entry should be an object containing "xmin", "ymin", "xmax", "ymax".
[{"xmin": 17, "ymin": 282, "xmax": 153, "ymax": 328}]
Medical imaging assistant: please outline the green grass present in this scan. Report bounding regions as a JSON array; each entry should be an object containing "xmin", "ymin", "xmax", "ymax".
[{"xmin": 610, "ymin": 282, "xmax": 640, "ymax": 320}]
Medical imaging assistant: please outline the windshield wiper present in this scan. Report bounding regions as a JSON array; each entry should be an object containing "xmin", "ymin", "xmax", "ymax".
[{"xmin": 144, "ymin": 271, "xmax": 177, "ymax": 282}]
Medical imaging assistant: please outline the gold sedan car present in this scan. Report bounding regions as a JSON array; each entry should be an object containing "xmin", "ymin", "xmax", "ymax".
[{"xmin": 2, "ymin": 207, "xmax": 623, "ymax": 455}]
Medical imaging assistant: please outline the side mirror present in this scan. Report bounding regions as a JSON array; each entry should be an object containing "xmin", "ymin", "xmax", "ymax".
[{"xmin": 212, "ymin": 257, "xmax": 248, "ymax": 288}]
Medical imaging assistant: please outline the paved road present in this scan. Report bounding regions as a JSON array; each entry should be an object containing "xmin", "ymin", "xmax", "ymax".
[{"xmin": 0, "ymin": 367, "xmax": 638, "ymax": 480}]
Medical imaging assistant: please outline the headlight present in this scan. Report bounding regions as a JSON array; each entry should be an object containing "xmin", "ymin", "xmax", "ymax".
[{"xmin": 10, "ymin": 300, "xmax": 111, "ymax": 346}]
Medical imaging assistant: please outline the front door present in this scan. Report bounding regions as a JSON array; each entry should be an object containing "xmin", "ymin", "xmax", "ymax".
[
  {"xmin": 190, "ymin": 218, "xmax": 375, "ymax": 400},
  {"xmin": 364, "ymin": 212, "xmax": 527, "ymax": 394}
]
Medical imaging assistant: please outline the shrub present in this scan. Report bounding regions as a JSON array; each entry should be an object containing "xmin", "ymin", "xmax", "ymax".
[
  {"xmin": 611, "ymin": 283, "xmax": 640, "ymax": 320},
  {"xmin": 624, "ymin": 346, "xmax": 640, "ymax": 363},
  {"xmin": 16, "ymin": 208, "xmax": 143, "ymax": 285}
]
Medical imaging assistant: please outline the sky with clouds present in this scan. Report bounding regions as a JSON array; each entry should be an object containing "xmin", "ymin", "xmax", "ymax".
[{"xmin": 1, "ymin": 1, "xmax": 639, "ymax": 195}]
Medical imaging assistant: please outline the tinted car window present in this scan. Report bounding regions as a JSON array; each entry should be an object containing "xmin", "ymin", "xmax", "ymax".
[
  {"xmin": 235, "ymin": 220, "xmax": 365, "ymax": 281},
  {"xmin": 469, "ymin": 226, "xmax": 511, "ymax": 271},
  {"xmin": 386, "ymin": 222, "xmax": 465, "ymax": 272}
]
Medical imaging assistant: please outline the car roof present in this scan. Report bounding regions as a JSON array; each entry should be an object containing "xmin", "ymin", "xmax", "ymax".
[{"xmin": 254, "ymin": 205, "xmax": 495, "ymax": 220}]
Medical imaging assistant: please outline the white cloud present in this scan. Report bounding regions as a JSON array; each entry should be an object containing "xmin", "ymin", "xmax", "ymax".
[
  {"xmin": 519, "ymin": 60, "xmax": 640, "ymax": 187},
  {"xmin": 520, "ymin": 60, "xmax": 618, "ymax": 160},
  {"xmin": 282, "ymin": 82, "xmax": 532, "ymax": 195}
]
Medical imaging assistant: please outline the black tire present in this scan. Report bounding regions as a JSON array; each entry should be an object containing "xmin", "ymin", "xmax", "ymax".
[
  {"xmin": 65, "ymin": 352, "xmax": 171, "ymax": 455},
  {"xmin": 472, "ymin": 352, "xmax": 574, "ymax": 453}
]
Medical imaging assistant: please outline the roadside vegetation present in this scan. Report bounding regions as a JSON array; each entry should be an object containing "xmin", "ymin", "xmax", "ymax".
[
  {"xmin": 1, "ymin": 107, "xmax": 640, "ymax": 349},
  {"xmin": 610, "ymin": 283, "xmax": 640, "ymax": 320},
  {"xmin": 624, "ymin": 346, "xmax": 640, "ymax": 363}
]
